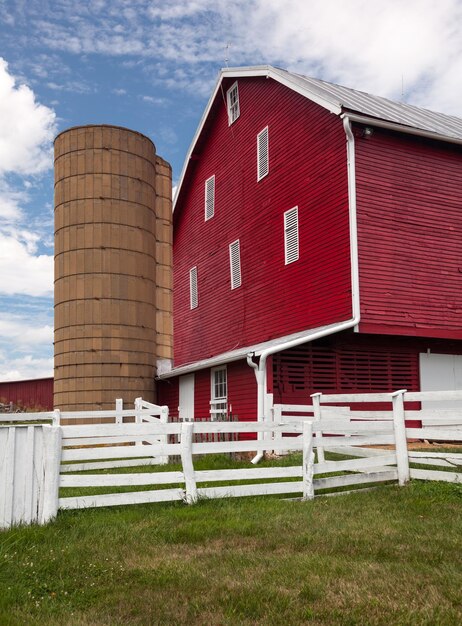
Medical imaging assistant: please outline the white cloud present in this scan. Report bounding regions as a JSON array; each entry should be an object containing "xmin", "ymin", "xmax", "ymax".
[
  {"xmin": 0, "ymin": 318, "xmax": 53, "ymax": 346},
  {"xmin": 14, "ymin": 0, "xmax": 462, "ymax": 116},
  {"xmin": 0, "ymin": 355, "xmax": 53, "ymax": 381},
  {"xmin": 0, "ymin": 229, "xmax": 53, "ymax": 296},
  {"xmin": 0, "ymin": 57, "xmax": 56, "ymax": 176}
]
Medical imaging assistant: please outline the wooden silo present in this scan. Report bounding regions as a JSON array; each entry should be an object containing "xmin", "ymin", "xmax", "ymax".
[{"xmin": 54, "ymin": 125, "xmax": 172, "ymax": 410}]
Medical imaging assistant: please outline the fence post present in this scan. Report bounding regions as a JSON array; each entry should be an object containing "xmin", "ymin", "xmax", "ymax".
[
  {"xmin": 40, "ymin": 425, "xmax": 63, "ymax": 524},
  {"xmin": 159, "ymin": 405, "xmax": 169, "ymax": 464},
  {"xmin": 391, "ymin": 389, "xmax": 410, "ymax": 486},
  {"xmin": 52, "ymin": 409, "xmax": 61, "ymax": 426},
  {"xmin": 180, "ymin": 421, "xmax": 197, "ymax": 504},
  {"xmin": 115, "ymin": 399, "xmax": 123, "ymax": 424},
  {"xmin": 311, "ymin": 393, "xmax": 325, "ymax": 463},
  {"xmin": 302, "ymin": 420, "xmax": 315, "ymax": 500}
]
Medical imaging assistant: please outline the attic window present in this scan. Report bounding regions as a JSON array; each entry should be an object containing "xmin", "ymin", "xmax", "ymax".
[
  {"xmin": 257, "ymin": 126, "xmax": 269, "ymax": 181},
  {"xmin": 205, "ymin": 175, "xmax": 215, "ymax": 221},
  {"xmin": 190, "ymin": 266, "xmax": 198, "ymax": 309},
  {"xmin": 229, "ymin": 240, "xmax": 241, "ymax": 289},
  {"xmin": 227, "ymin": 82, "xmax": 240, "ymax": 125},
  {"xmin": 284, "ymin": 207, "xmax": 299, "ymax": 264}
]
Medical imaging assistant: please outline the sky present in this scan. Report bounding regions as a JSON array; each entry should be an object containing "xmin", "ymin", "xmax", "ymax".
[{"xmin": 0, "ymin": 0, "xmax": 462, "ymax": 381}]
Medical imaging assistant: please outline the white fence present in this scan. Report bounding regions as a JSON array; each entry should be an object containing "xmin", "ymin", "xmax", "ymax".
[{"xmin": 1, "ymin": 389, "xmax": 461, "ymax": 529}]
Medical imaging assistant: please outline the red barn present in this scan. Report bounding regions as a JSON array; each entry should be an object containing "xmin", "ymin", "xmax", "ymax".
[{"xmin": 157, "ymin": 65, "xmax": 462, "ymax": 424}]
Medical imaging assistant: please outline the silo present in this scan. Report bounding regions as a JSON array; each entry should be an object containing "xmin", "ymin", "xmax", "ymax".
[{"xmin": 54, "ymin": 125, "xmax": 172, "ymax": 411}]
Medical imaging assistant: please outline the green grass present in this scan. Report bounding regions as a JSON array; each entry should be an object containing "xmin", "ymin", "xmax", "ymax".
[{"xmin": 1, "ymin": 479, "xmax": 462, "ymax": 625}]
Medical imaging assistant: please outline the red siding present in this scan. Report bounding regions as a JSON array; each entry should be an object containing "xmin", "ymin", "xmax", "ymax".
[
  {"xmin": 157, "ymin": 377, "xmax": 179, "ymax": 419},
  {"xmin": 157, "ymin": 360, "xmax": 257, "ymax": 424},
  {"xmin": 0, "ymin": 378, "xmax": 54, "ymax": 410},
  {"xmin": 174, "ymin": 77, "xmax": 351, "ymax": 367},
  {"xmin": 356, "ymin": 128, "xmax": 462, "ymax": 339}
]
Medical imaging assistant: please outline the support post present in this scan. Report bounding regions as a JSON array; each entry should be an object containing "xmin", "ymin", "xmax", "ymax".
[
  {"xmin": 302, "ymin": 420, "xmax": 315, "ymax": 500},
  {"xmin": 391, "ymin": 389, "xmax": 410, "ymax": 486},
  {"xmin": 40, "ymin": 426, "xmax": 63, "ymax": 524},
  {"xmin": 180, "ymin": 422, "xmax": 197, "ymax": 504},
  {"xmin": 159, "ymin": 405, "xmax": 169, "ymax": 464},
  {"xmin": 115, "ymin": 398, "xmax": 123, "ymax": 424},
  {"xmin": 311, "ymin": 393, "xmax": 325, "ymax": 464},
  {"xmin": 52, "ymin": 409, "xmax": 61, "ymax": 426}
]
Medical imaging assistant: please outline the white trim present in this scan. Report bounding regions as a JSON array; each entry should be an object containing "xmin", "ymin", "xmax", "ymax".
[
  {"xmin": 226, "ymin": 81, "xmax": 240, "ymax": 125},
  {"xmin": 157, "ymin": 321, "xmax": 349, "ymax": 379},
  {"xmin": 341, "ymin": 112, "xmax": 462, "ymax": 148}
]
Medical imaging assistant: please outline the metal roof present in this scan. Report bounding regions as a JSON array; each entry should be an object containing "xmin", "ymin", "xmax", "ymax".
[{"xmin": 269, "ymin": 66, "xmax": 462, "ymax": 141}]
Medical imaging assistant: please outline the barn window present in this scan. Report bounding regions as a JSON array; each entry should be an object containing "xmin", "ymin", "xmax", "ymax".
[
  {"xmin": 227, "ymin": 82, "xmax": 240, "ymax": 125},
  {"xmin": 229, "ymin": 239, "xmax": 241, "ymax": 289},
  {"xmin": 211, "ymin": 366, "xmax": 227, "ymax": 419},
  {"xmin": 205, "ymin": 175, "xmax": 215, "ymax": 221},
  {"xmin": 284, "ymin": 206, "xmax": 299, "ymax": 264},
  {"xmin": 257, "ymin": 126, "xmax": 269, "ymax": 181},
  {"xmin": 189, "ymin": 266, "xmax": 198, "ymax": 309}
]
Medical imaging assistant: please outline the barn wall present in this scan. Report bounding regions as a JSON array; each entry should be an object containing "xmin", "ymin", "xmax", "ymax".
[
  {"xmin": 174, "ymin": 76, "xmax": 351, "ymax": 367},
  {"xmin": 0, "ymin": 378, "xmax": 54, "ymax": 410},
  {"xmin": 356, "ymin": 127, "xmax": 462, "ymax": 339}
]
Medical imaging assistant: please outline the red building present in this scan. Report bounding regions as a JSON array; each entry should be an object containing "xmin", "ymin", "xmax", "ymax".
[
  {"xmin": 157, "ymin": 65, "xmax": 462, "ymax": 423},
  {"xmin": 0, "ymin": 377, "xmax": 53, "ymax": 411}
]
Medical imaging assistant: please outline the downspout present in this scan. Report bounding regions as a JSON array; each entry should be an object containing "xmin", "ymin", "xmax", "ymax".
[{"xmin": 248, "ymin": 114, "xmax": 360, "ymax": 463}]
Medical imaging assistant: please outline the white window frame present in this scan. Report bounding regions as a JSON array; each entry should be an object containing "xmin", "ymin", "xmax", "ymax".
[
  {"xmin": 229, "ymin": 239, "xmax": 242, "ymax": 289},
  {"xmin": 284, "ymin": 206, "xmax": 299, "ymax": 265},
  {"xmin": 226, "ymin": 81, "xmax": 240, "ymax": 125},
  {"xmin": 205, "ymin": 175, "xmax": 215, "ymax": 221},
  {"xmin": 189, "ymin": 266, "xmax": 198, "ymax": 309},
  {"xmin": 257, "ymin": 126, "xmax": 269, "ymax": 181},
  {"xmin": 210, "ymin": 366, "xmax": 227, "ymax": 420}
]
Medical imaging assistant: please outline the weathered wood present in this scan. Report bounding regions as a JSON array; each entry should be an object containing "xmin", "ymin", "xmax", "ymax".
[
  {"xmin": 405, "ymin": 390, "xmax": 462, "ymax": 402},
  {"xmin": 60, "ymin": 471, "xmax": 184, "ymax": 487},
  {"xmin": 59, "ymin": 488, "xmax": 184, "ymax": 510},
  {"xmin": 198, "ymin": 481, "xmax": 304, "ymax": 500},
  {"xmin": 392, "ymin": 390, "xmax": 410, "ymax": 486},
  {"xmin": 314, "ymin": 454, "xmax": 397, "ymax": 474},
  {"xmin": 314, "ymin": 470, "xmax": 398, "ymax": 490},
  {"xmin": 194, "ymin": 466, "xmax": 302, "ymax": 482},
  {"xmin": 60, "ymin": 458, "xmax": 162, "ymax": 472},
  {"xmin": 41, "ymin": 426, "xmax": 63, "ymax": 524},
  {"xmin": 180, "ymin": 422, "xmax": 197, "ymax": 504},
  {"xmin": 302, "ymin": 421, "xmax": 315, "ymax": 500},
  {"xmin": 405, "ymin": 428, "xmax": 462, "ymax": 440},
  {"xmin": 62, "ymin": 443, "xmax": 181, "ymax": 462},
  {"xmin": 319, "ymin": 393, "xmax": 393, "ymax": 403},
  {"xmin": 410, "ymin": 468, "xmax": 462, "ymax": 483}
]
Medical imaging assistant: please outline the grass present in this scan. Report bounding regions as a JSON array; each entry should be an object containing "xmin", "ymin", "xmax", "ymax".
[{"xmin": 1, "ymin": 478, "xmax": 462, "ymax": 625}]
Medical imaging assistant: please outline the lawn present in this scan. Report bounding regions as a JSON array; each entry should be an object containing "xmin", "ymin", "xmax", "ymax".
[{"xmin": 1, "ymin": 478, "xmax": 461, "ymax": 625}]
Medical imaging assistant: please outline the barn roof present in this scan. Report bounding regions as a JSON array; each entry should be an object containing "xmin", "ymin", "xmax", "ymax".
[{"xmin": 174, "ymin": 64, "xmax": 462, "ymax": 209}]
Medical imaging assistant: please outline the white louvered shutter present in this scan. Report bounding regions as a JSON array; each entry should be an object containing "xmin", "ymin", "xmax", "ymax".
[
  {"xmin": 284, "ymin": 207, "xmax": 299, "ymax": 264},
  {"xmin": 190, "ymin": 266, "xmax": 198, "ymax": 309},
  {"xmin": 205, "ymin": 175, "xmax": 215, "ymax": 220},
  {"xmin": 229, "ymin": 240, "xmax": 241, "ymax": 289},
  {"xmin": 257, "ymin": 126, "xmax": 269, "ymax": 180}
]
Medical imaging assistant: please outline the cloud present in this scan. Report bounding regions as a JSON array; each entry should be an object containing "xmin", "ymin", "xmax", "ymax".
[
  {"xmin": 0, "ymin": 229, "xmax": 53, "ymax": 296},
  {"xmin": 0, "ymin": 318, "xmax": 53, "ymax": 346},
  {"xmin": 0, "ymin": 355, "xmax": 53, "ymax": 381},
  {"xmin": 0, "ymin": 57, "xmax": 56, "ymax": 176},
  {"xmin": 10, "ymin": 0, "xmax": 462, "ymax": 116}
]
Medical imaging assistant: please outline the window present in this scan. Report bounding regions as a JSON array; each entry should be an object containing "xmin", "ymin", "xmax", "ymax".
[
  {"xmin": 189, "ymin": 266, "xmax": 198, "ymax": 309},
  {"xmin": 205, "ymin": 175, "xmax": 215, "ymax": 221},
  {"xmin": 211, "ymin": 366, "xmax": 227, "ymax": 419},
  {"xmin": 229, "ymin": 239, "xmax": 241, "ymax": 289},
  {"xmin": 284, "ymin": 207, "xmax": 299, "ymax": 264},
  {"xmin": 226, "ymin": 82, "xmax": 240, "ymax": 125},
  {"xmin": 257, "ymin": 126, "xmax": 269, "ymax": 180}
]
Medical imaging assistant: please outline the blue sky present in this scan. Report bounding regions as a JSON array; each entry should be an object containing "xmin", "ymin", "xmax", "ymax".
[{"xmin": 0, "ymin": 0, "xmax": 461, "ymax": 380}]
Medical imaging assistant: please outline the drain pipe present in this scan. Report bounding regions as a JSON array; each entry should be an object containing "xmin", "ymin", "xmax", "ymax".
[{"xmin": 248, "ymin": 114, "xmax": 360, "ymax": 464}]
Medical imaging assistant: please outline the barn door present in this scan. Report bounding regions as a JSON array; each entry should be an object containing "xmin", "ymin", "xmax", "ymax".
[{"xmin": 179, "ymin": 374, "xmax": 195, "ymax": 421}]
